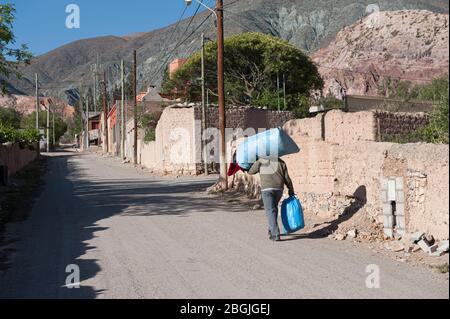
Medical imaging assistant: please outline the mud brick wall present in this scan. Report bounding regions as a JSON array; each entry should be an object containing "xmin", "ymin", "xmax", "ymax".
[
  {"xmin": 228, "ymin": 110, "xmax": 449, "ymax": 240},
  {"xmin": 0, "ymin": 144, "xmax": 38, "ymax": 178}
]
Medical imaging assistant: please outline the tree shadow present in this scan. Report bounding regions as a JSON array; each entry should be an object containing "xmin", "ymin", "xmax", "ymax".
[
  {"xmin": 0, "ymin": 152, "xmax": 224, "ymax": 299},
  {"xmin": 282, "ymin": 186, "xmax": 367, "ymax": 241}
]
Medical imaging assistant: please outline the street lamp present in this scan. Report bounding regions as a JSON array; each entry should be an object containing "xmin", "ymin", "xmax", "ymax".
[
  {"xmin": 184, "ymin": 0, "xmax": 227, "ymax": 189},
  {"xmin": 185, "ymin": 0, "xmax": 218, "ymax": 19}
]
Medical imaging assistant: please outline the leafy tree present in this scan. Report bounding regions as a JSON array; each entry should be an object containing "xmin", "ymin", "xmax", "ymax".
[
  {"xmin": 161, "ymin": 32, "xmax": 323, "ymax": 116},
  {"xmin": 21, "ymin": 111, "xmax": 67, "ymax": 146},
  {"xmin": 0, "ymin": 3, "xmax": 33, "ymax": 91},
  {"xmin": 0, "ymin": 107, "xmax": 21, "ymax": 128}
]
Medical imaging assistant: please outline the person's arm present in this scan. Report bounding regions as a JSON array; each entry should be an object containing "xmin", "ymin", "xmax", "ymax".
[
  {"xmin": 282, "ymin": 162, "xmax": 295, "ymax": 196},
  {"xmin": 248, "ymin": 160, "xmax": 261, "ymax": 176}
]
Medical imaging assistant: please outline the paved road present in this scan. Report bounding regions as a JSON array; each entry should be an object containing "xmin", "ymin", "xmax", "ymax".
[{"xmin": 0, "ymin": 152, "xmax": 448, "ymax": 299}]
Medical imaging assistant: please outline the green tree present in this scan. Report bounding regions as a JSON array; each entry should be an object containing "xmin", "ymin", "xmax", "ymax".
[
  {"xmin": 161, "ymin": 32, "xmax": 323, "ymax": 116},
  {"xmin": 21, "ymin": 111, "xmax": 67, "ymax": 146},
  {"xmin": 0, "ymin": 3, "xmax": 33, "ymax": 91},
  {"xmin": 0, "ymin": 107, "xmax": 21, "ymax": 128}
]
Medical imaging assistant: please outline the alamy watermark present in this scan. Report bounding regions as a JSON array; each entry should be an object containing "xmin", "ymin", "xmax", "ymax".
[
  {"xmin": 66, "ymin": 4, "xmax": 80, "ymax": 29},
  {"xmin": 365, "ymin": 264, "xmax": 381, "ymax": 289},
  {"xmin": 65, "ymin": 264, "xmax": 81, "ymax": 289}
]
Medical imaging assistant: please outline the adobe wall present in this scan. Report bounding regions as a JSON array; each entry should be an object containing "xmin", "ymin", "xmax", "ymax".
[
  {"xmin": 230, "ymin": 110, "xmax": 449, "ymax": 240},
  {"xmin": 134, "ymin": 106, "xmax": 294, "ymax": 175},
  {"xmin": 0, "ymin": 144, "xmax": 38, "ymax": 178}
]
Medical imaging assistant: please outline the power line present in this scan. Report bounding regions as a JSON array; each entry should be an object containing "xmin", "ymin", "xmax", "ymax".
[
  {"xmin": 149, "ymin": 11, "xmax": 214, "ymax": 85},
  {"xmin": 148, "ymin": 2, "xmax": 205, "ymax": 84}
]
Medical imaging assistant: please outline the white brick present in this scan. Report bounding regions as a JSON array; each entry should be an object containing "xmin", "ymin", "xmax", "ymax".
[
  {"xmin": 384, "ymin": 215, "xmax": 394, "ymax": 229},
  {"xmin": 396, "ymin": 203, "xmax": 405, "ymax": 216},
  {"xmin": 396, "ymin": 191, "xmax": 405, "ymax": 204},
  {"xmin": 395, "ymin": 177, "xmax": 404, "ymax": 190}
]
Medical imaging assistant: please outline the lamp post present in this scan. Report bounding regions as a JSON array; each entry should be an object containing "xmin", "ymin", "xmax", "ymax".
[{"xmin": 185, "ymin": 0, "xmax": 227, "ymax": 188}]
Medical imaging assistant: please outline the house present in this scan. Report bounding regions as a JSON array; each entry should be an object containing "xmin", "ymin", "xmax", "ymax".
[{"xmin": 169, "ymin": 58, "xmax": 187, "ymax": 77}]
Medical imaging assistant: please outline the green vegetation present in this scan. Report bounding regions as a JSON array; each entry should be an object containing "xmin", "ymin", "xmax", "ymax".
[
  {"xmin": 382, "ymin": 76, "xmax": 449, "ymax": 145},
  {"xmin": 21, "ymin": 110, "xmax": 68, "ymax": 145},
  {"xmin": 140, "ymin": 113, "xmax": 158, "ymax": 144},
  {"xmin": 0, "ymin": 108, "xmax": 68, "ymax": 147},
  {"xmin": 161, "ymin": 32, "xmax": 323, "ymax": 118},
  {"xmin": 431, "ymin": 263, "xmax": 449, "ymax": 274},
  {"xmin": 0, "ymin": 3, "xmax": 33, "ymax": 91},
  {"xmin": 0, "ymin": 123, "xmax": 39, "ymax": 147}
]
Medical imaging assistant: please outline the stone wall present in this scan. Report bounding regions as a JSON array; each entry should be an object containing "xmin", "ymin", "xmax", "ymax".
[
  {"xmin": 196, "ymin": 107, "xmax": 294, "ymax": 131},
  {"xmin": 0, "ymin": 144, "xmax": 38, "ymax": 178},
  {"xmin": 374, "ymin": 111, "xmax": 429, "ymax": 139},
  {"xmin": 229, "ymin": 110, "xmax": 449, "ymax": 240}
]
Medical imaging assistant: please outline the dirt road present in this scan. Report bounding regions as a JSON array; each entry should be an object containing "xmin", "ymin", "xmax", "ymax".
[{"xmin": 0, "ymin": 152, "xmax": 448, "ymax": 299}]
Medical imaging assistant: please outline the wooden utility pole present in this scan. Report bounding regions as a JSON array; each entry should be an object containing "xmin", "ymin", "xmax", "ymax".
[
  {"xmin": 93, "ymin": 64, "xmax": 97, "ymax": 113},
  {"xmin": 121, "ymin": 59, "xmax": 126, "ymax": 160},
  {"xmin": 283, "ymin": 74, "xmax": 287, "ymax": 110},
  {"xmin": 102, "ymin": 72, "xmax": 109, "ymax": 153},
  {"xmin": 46, "ymin": 101, "xmax": 50, "ymax": 153},
  {"xmin": 216, "ymin": 0, "xmax": 227, "ymax": 189},
  {"xmin": 201, "ymin": 33, "xmax": 209, "ymax": 176},
  {"xmin": 86, "ymin": 93, "xmax": 90, "ymax": 150},
  {"xmin": 35, "ymin": 73, "xmax": 40, "ymax": 156},
  {"xmin": 277, "ymin": 73, "xmax": 281, "ymax": 111},
  {"xmin": 35, "ymin": 74, "xmax": 39, "ymax": 130},
  {"xmin": 79, "ymin": 87, "xmax": 84, "ymax": 150},
  {"xmin": 52, "ymin": 106, "xmax": 55, "ymax": 148},
  {"xmin": 133, "ymin": 50, "xmax": 138, "ymax": 165}
]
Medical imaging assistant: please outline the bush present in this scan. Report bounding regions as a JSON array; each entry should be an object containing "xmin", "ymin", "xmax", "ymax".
[
  {"xmin": 383, "ymin": 94, "xmax": 449, "ymax": 144},
  {"xmin": 140, "ymin": 113, "xmax": 158, "ymax": 144},
  {"xmin": 0, "ymin": 124, "xmax": 40, "ymax": 147}
]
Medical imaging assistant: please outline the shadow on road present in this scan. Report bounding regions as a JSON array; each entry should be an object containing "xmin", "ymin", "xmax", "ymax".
[{"xmin": 1, "ymin": 152, "xmax": 224, "ymax": 298}]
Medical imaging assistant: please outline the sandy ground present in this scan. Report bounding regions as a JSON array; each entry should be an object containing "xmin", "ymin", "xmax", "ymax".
[{"xmin": 0, "ymin": 151, "xmax": 448, "ymax": 299}]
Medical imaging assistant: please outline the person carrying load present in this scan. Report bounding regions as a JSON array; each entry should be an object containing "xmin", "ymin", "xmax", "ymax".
[{"xmin": 248, "ymin": 158, "xmax": 295, "ymax": 242}]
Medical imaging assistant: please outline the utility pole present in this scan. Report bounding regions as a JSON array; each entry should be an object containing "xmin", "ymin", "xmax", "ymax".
[
  {"xmin": 46, "ymin": 100, "xmax": 50, "ymax": 153},
  {"xmin": 93, "ymin": 63, "xmax": 97, "ymax": 113},
  {"xmin": 277, "ymin": 73, "xmax": 280, "ymax": 112},
  {"xmin": 216, "ymin": 0, "xmax": 227, "ymax": 189},
  {"xmin": 52, "ymin": 106, "xmax": 55, "ymax": 149},
  {"xmin": 35, "ymin": 74, "xmax": 39, "ymax": 130},
  {"xmin": 283, "ymin": 74, "xmax": 287, "ymax": 110},
  {"xmin": 201, "ymin": 33, "xmax": 209, "ymax": 175},
  {"xmin": 121, "ymin": 59, "xmax": 126, "ymax": 160},
  {"xmin": 133, "ymin": 50, "xmax": 138, "ymax": 165},
  {"xmin": 102, "ymin": 72, "xmax": 109, "ymax": 153},
  {"xmin": 79, "ymin": 87, "xmax": 84, "ymax": 150},
  {"xmin": 86, "ymin": 92, "xmax": 90, "ymax": 150}
]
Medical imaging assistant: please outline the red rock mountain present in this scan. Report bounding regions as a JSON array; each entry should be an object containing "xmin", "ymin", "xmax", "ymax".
[
  {"xmin": 0, "ymin": 93, "xmax": 75, "ymax": 120},
  {"xmin": 312, "ymin": 10, "xmax": 449, "ymax": 98}
]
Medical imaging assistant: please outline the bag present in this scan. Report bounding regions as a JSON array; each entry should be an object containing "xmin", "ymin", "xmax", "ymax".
[
  {"xmin": 281, "ymin": 196, "xmax": 305, "ymax": 235},
  {"xmin": 236, "ymin": 128, "xmax": 300, "ymax": 171}
]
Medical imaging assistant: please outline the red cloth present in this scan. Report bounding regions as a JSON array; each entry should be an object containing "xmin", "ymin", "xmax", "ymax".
[{"xmin": 227, "ymin": 163, "xmax": 242, "ymax": 176}]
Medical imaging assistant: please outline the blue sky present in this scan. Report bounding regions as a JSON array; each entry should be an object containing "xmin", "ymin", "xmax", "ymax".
[{"xmin": 10, "ymin": 0, "xmax": 209, "ymax": 56}]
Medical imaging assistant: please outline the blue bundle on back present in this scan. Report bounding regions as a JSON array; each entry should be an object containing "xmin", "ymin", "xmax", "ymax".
[
  {"xmin": 281, "ymin": 196, "xmax": 305, "ymax": 235},
  {"xmin": 236, "ymin": 128, "xmax": 300, "ymax": 170}
]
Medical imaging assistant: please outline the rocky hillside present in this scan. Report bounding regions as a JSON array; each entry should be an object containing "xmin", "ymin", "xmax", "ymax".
[
  {"xmin": 0, "ymin": 93, "xmax": 75, "ymax": 120},
  {"xmin": 4, "ymin": 0, "xmax": 449, "ymax": 104},
  {"xmin": 312, "ymin": 10, "xmax": 449, "ymax": 98}
]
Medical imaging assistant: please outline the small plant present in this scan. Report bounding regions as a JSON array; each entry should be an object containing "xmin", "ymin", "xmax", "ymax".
[{"xmin": 431, "ymin": 263, "xmax": 449, "ymax": 274}]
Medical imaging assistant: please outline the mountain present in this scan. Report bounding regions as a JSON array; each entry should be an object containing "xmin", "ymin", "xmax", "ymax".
[
  {"xmin": 312, "ymin": 10, "xmax": 449, "ymax": 98},
  {"xmin": 4, "ymin": 0, "xmax": 449, "ymax": 104},
  {"xmin": 0, "ymin": 93, "xmax": 75, "ymax": 121}
]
